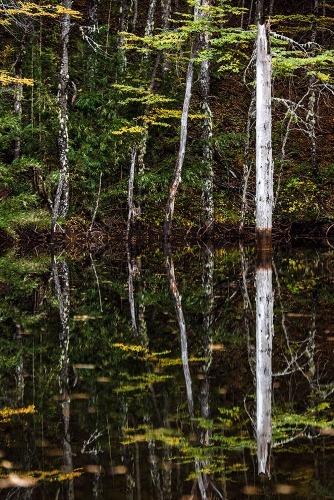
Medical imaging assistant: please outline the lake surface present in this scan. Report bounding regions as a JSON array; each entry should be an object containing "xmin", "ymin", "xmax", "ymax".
[{"xmin": 0, "ymin": 242, "xmax": 334, "ymax": 499}]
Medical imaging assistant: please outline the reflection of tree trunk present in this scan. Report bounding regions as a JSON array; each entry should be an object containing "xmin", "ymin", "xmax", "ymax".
[
  {"xmin": 164, "ymin": 240, "xmax": 213, "ymax": 500},
  {"xmin": 200, "ymin": 242, "xmax": 214, "ymax": 434},
  {"xmin": 164, "ymin": 241, "xmax": 194, "ymax": 418},
  {"xmin": 90, "ymin": 452, "xmax": 103, "ymax": 500},
  {"xmin": 126, "ymin": 244, "xmax": 138, "ymax": 336},
  {"xmin": 256, "ymin": 246, "xmax": 273, "ymax": 476},
  {"xmin": 52, "ymin": 254, "xmax": 74, "ymax": 499}
]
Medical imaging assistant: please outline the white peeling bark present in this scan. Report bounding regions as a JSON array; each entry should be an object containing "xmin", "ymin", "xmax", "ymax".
[
  {"xmin": 199, "ymin": 0, "xmax": 214, "ymax": 236},
  {"xmin": 256, "ymin": 252, "xmax": 273, "ymax": 475},
  {"xmin": 58, "ymin": 0, "xmax": 72, "ymax": 219},
  {"xmin": 256, "ymin": 22, "xmax": 273, "ymax": 241},
  {"xmin": 145, "ymin": 0, "xmax": 157, "ymax": 37}
]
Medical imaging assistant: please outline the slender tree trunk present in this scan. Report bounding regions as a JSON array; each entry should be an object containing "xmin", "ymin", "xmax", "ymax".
[
  {"xmin": 145, "ymin": 0, "xmax": 157, "ymax": 37},
  {"xmin": 87, "ymin": 0, "xmax": 98, "ymax": 88},
  {"xmin": 126, "ymin": 146, "xmax": 138, "ymax": 239},
  {"xmin": 256, "ymin": 16, "xmax": 273, "ymax": 249},
  {"xmin": 240, "ymin": 95, "xmax": 255, "ymax": 232},
  {"xmin": 199, "ymin": 0, "xmax": 214, "ymax": 236},
  {"xmin": 13, "ymin": 33, "xmax": 27, "ymax": 161},
  {"xmin": 118, "ymin": 0, "xmax": 130, "ymax": 63},
  {"xmin": 164, "ymin": 40, "xmax": 196, "ymax": 239},
  {"xmin": 161, "ymin": 0, "xmax": 172, "ymax": 74},
  {"xmin": 256, "ymin": 247, "xmax": 273, "ymax": 476},
  {"xmin": 53, "ymin": 0, "xmax": 72, "ymax": 232},
  {"xmin": 132, "ymin": 0, "xmax": 138, "ymax": 32},
  {"xmin": 137, "ymin": 53, "xmax": 161, "ymax": 217},
  {"xmin": 307, "ymin": 0, "xmax": 319, "ymax": 177}
]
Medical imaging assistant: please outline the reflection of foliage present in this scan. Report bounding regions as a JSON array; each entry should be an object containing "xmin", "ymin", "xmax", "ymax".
[{"xmin": 0, "ymin": 405, "xmax": 36, "ymax": 422}]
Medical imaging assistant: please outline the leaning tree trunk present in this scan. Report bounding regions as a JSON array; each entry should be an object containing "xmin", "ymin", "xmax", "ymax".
[
  {"xmin": 52, "ymin": 0, "xmax": 72, "ymax": 237},
  {"xmin": 256, "ymin": 17, "xmax": 273, "ymax": 249},
  {"xmin": 199, "ymin": 0, "xmax": 214, "ymax": 236},
  {"xmin": 164, "ymin": 40, "xmax": 196, "ymax": 239}
]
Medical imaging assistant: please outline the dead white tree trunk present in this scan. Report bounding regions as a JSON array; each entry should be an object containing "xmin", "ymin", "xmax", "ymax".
[
  {"xmin": 164, "ymin": 41, "xmax": 196, "ymax": 239},
  {"xmin": 256, "ymin": 20, "xmax": 273, "ymax": 248},
  {"xmin": 256, "ymin": 248, "xmax": 273, "ymax": 476}
]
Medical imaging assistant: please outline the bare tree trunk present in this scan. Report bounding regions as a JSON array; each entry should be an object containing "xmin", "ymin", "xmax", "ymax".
[
  {"xmin": 132, "ymin": 0, "xmax": 138, "ymax": 32},
  {"xmin": 126, "ymin": 146, "xmax": 138, "ymax": 239},
  {"xmin": 199, "ymin": 0, "xmax": 214, "ymax": 236},
  {"xmin": 164, "ymin": 40, "xmax": 196, "ymax": 239},
  {"xmin": 87, "ymin": 0, "xmax": 98, "ymax": 87},
  {"xmin": 137, "ymin": 53, "xmax": 161, "ymax": 217},
  {"xmin": 256, "ymin": 16, "xmax": 273, "ymax": 249},
  {"xmin": 240, "ymin": 95, "xmax": 255, "ymax": 232},
  {"xmin": 13, "ymin": 33, "xmax": 27, "ymax": 161},
  {"xmin": 58, "ymin": 0, "xmax": 72, "ymax": 218},
  {"xmin": 52, "ymin": 0, "xmax": 72, "ymax": 238},
  {"xmin": 307, "ymin": 0, "xmax": 319, "ymax": 177},
  {"xmin": 256, "ymin": 247, "xmax": 273, "ymax": 476},
  {"xmin": 145, "ymin": 0, "xmax": 157, "ymax": 37},
  {"xmin": 161, "ymin": 0, "xmax": 172, "ymax": 74},
  {"xmin": 118, "ymin": 0, "xmax": 130, "ymax": 63}
]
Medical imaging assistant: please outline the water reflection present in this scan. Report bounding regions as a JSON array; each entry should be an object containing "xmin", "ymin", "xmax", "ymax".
[
  {"xmin": 51, "ymin": 252, "xmax": 74, "ymax": 499},
  {"xmin": 255, "ymin": 246, "xmax": 273, "ymax": 476},
  {"xmin": 1, "ymin": 244, "xmax": 334, "ymax": 497}
]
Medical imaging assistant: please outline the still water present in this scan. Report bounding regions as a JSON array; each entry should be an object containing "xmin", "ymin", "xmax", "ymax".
[{"xmin": 0, "ymin": 242, "xmax": 334, "ymax": 499}]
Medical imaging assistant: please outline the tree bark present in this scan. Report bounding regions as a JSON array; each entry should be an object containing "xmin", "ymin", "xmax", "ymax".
[
  {"xmin": 161, "ymin": 0, "xmax": 172, "ymax": 74},
  {"xmin": 55, "ymin": 0, "xmax": 72, "ymax": 223},
  {"xmin": 164, "ymin": 40, "xmax": 196, "ymax": 239},
  {"xmin": 13, "ymin": 33, "xmax": 27, "ymax": 161},
  {"xmin": 145, "ymin": 0, "xmax": 157, "ymax": 37},
  {"xmin": 199, "ymin": 0, "xmax": 214, "ymax": 236},
  {"xmin": 256, "ymin": 19, "xmax": 273, "ymax": 248},
  {"xmin": 126, "ymin": 145, "xmax": 138, "ymax": 240}
]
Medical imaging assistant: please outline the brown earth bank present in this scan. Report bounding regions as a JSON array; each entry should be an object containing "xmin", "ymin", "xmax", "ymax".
[{"xmin": 2, "ymin": 218, "xmax": 334, "ymax": 256}]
